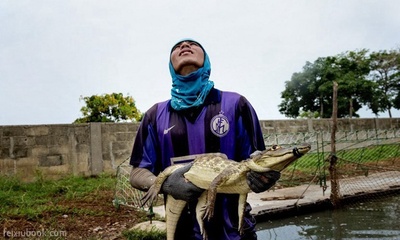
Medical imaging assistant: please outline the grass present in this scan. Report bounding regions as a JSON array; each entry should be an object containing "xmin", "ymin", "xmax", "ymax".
[
  {"xmin": 0, "ymin": 173, "xmax": 167, "ymax": 239},
  {"xmin": 123, "ymin": 228, "xmax": 166, "ymax": 240},
  {"xmin": 338, "ymin": 144, "xmax": 400, "ymax": 162},
  {"xmin": 0, "ymin": 173, "xmax": 116, "ymax": 221},
  {"xmin": 278, "ymin": 143, "xmax": 400, "ymax": 187},
  {"xmin": 286, "ymin": 143, "xmax": 400, "ymax": 170}
]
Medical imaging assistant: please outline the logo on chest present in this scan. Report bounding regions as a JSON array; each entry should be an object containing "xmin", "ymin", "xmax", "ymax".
[{"xmin": 210, "ymin": 112, "xmax": 230, "ymax": 137}]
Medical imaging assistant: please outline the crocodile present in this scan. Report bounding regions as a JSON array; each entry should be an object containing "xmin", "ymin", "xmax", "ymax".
[{"xmin": 141, "ymin": 143, "xmax": 311, "ymax": 240}]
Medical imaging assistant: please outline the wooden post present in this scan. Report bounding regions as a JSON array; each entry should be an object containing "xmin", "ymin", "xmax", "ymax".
[{"xmin": 329, "ymin": 81, "xmax": 340, "ymax": 207}]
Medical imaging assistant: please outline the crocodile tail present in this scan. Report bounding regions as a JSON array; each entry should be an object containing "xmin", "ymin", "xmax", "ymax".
[{"xmin": 165, "ymin": 196, "xmax": 187, "ymax": 240}]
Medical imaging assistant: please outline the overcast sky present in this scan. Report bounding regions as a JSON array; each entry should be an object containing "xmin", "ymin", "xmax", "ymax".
[{"xmin": 1, "ymin": 0, "xmax": 399, "ymax": 125}]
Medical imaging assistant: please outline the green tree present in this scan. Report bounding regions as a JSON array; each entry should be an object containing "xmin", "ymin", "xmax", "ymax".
[
  {"xmin": 279, "ymin": 59, "xmax": 325, "ymax": 118},
  {"xmin": 331, "ymin": 50, "xmax": 376, "ymax": 118},
  {"xmin": 74, "ymin": 93, "xmax": 142, "ymax": 123},
  {"xmin": 368, "ymin": 49, "xmax": 400, "ymax": 117},
  {"xmin": 279, "ymin": 50, "xmax": 374, "ymax": 118}
]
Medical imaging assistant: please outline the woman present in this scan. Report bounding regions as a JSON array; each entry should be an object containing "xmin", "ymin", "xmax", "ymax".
[{"xmin": 129, "ymin": 39, "xmax": 280, "ymax": 240}]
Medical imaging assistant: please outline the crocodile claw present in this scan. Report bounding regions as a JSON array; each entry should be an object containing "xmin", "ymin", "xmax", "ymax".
[
  {"xmin": 141, "ymin": 185, "xmax": 158, "ymax": 207},
  {"xmin": 203, "ymin": 202, "xmax": 215, "ymax": 221}
]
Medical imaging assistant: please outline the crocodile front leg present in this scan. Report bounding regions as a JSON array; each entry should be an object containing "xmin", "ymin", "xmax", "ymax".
[
  {"xmin": 203, "ymin": 174, "xmax": 249, "ymax": 237},
  {"xmin": 203, "ymin": 166, "xmax": 240, "ymax": 221},
  {"xmin": 141, "ymin": 164, "xmax": 186, "ymax": 207}
]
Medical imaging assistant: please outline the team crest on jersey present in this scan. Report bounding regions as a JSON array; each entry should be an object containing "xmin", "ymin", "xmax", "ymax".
[{"xmin": 210, "ymin": 111, "xmax": 230, "ymax": 137}]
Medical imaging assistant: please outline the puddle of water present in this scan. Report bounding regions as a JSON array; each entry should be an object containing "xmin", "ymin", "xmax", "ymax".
[{"xmin": 256, "ymin": 195, "xmax": 400, "ymax": 239}]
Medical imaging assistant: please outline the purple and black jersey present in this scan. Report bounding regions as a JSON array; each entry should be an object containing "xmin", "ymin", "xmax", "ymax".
[{"xmin": 130, "ymin": 88, "xmax": 265, "ymax": 240}]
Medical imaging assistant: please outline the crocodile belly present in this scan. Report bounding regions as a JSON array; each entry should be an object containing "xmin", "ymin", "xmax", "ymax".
[
  {"xmin": 184, "ymin": 168, "xmax": 220, "ymax": 189},
  {"xmin": 185, "ymin": 170, "xmax": 250, "ymax": 194},
  {"xmin": 214, "ymin": 179, "xmax": 250, "ymax": 194}
]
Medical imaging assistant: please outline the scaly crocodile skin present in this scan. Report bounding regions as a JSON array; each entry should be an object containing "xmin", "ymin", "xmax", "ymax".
[{"xmin": 141, "ymin": 143, "xmax": 311, "ymax": 240}]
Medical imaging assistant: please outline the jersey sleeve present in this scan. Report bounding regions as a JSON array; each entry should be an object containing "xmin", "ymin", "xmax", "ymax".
[
  {"xmin": 235, "ymin": 95, "xmax": 266, "ymax": 160},
  {"xmin": 129, "ymin": 104, "xmax": 161, "ymax": 174}
]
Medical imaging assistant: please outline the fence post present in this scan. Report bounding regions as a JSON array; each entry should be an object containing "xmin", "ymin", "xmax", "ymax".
[
  {"xmin": 90, "ymin": 122, "xmax": 104, "ymax": 175},
  {"xmin": 329, "ymin": 81, "xmax": 340, "ymax": 207}
]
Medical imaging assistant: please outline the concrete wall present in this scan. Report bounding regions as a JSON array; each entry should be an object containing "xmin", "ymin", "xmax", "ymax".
[
  {"xmin": 260, "ymin": 118, "xmax": 400, "ymax": 134},
  {"xmin": 0, "ymin": 123, "xmax": 139, "ymax": 181},
  {"xmin": 1, "ymin": 118, "xmax": 399, "ymax": 181}
]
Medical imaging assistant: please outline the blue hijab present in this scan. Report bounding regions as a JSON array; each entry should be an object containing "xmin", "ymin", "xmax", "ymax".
[{"xmin": 169, "ymin": 39, "xmax": 214, "ymax": 111}]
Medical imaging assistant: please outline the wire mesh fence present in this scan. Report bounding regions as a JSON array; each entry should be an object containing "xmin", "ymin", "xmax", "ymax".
[
  {"xmin": 113, "ymin": 159, "xmax": 144, "ymax": 209},
  {"xmin": 113, "ymin": 158, "xmax": 162, "ymax": 210},
  {"xmin": 267, "ymin": 129, "xmax": 400, "ymax": 207}
]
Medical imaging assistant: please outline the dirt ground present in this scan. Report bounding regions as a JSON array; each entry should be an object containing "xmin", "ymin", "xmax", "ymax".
[{"xmin": 1, "ymin": 190, "xmax": 147, "ymax": 240}]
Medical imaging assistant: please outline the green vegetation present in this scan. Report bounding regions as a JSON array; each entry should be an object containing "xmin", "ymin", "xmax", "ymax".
[
  {"xmin": 74, "ymin": 92, "xmax": 142, "ymax": 123},
  {"xmin": 0, "ymin": 173, "xmax": 164, "ymax": 239},
  {"xmin": 0, "ymin": 174, "xmax": 115, "ymax": 220},
  {"xmin": 123, "ymin": 228, "xmax": 166, "ymax": 240},
  {"xmin": 288, "ymin": 144, "xmax": 400, "ymax": 169},
  {"xmin": 279, "ymin": 48, "xmax": 400, "ymax": 118},
  {"xmin": 280, "ymin": 143, "xmax": 400, "ymax": 186},
  {"xmin": 338, "ymin": 144, "xmax": 400, "ymax": 162}
]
